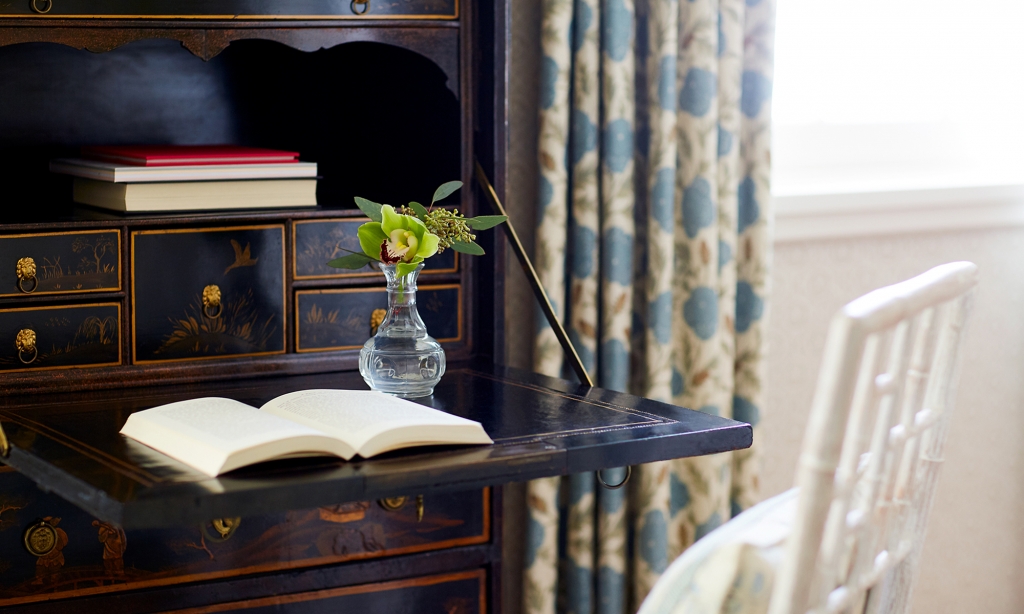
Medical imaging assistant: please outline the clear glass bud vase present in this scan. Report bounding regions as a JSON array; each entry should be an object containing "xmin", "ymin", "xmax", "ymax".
[{"xmin": 358, "ymin": 262, "xmax": 446, "ymax": 398}]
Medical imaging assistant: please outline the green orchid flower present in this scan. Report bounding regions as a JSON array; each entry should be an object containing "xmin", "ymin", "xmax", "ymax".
[
  {"xmin": 357, "ymin": 205, "xmax": 440, "ymax": 277},
  {"xmin": 326, "ymin": 183, "xmax": 505, "ymax": 276}
]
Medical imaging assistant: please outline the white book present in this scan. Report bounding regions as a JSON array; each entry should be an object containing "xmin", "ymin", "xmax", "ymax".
[
  {"xmin": 72, "ymin": 177, "xmax": 318, "ymax": 212},
  {"xmin": 50, "ymin": 158, "xmax": 318, "ymax": 183},
  {"xmin": 120, "ymin": 389, "xmax": 494, "ymax": 477}
]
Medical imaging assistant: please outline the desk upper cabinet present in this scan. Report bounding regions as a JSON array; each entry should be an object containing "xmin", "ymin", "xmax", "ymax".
[
  {"xmin": 0, "ymin": 2, "xmax": 510, "ymax": 611},
  {"xmin": 0, "ymin": 0, "xmax": 477, "ymax": 391}
]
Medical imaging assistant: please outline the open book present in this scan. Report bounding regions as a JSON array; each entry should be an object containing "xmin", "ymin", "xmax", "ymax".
[{"xmin": 120, "ymin": 389, "xmax": 493, "ymax": 477}]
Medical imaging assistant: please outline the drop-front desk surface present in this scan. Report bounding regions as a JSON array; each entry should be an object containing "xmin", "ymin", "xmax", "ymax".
[
  {"xmin": 0, "ymin": 364, "xmax": 751, "ymax": 529},
  {"xmin": 0, "ymin": 364, "xmax": 751, "ymax": 613}
]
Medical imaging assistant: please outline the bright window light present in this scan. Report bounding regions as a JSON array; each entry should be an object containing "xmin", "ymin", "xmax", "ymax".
[{"xmin": 772, "ymin": 0, "xmax": 1024, "ymax": 196}]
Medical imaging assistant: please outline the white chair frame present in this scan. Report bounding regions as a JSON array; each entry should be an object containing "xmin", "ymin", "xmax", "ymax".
[{"xmin": 768, "ymin": 262, "xmax": 978, "ymax": 614}]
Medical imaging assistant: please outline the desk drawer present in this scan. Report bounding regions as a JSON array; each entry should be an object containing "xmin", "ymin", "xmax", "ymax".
[
  {"xmin": 0, "ymin": 303, "xmax": 120, "ymax": 372},
  {"xmin": 0, "ymin": 230, "xmax": 120, "ymax": 298},
  {"xmin": 294, "ymin": 219, "xmax": 458, "ymax": 280},
  {"xmin": 179, "ymin": 570, "xmax": 485, "ymax": 613},
  {"xmin": 0, "ymin": 468, "xmax": 489, "ymax": 609},
  {"xmin": 131, "ymin": 226, "xmax": 286, "ymax": 364},
  {"xmin": 295, "ymin": 284, "xmax": 461, "ymax": 352},
  {"xmin": 0, "ymin": 0, "xmax": 458, "ymax": 20}
]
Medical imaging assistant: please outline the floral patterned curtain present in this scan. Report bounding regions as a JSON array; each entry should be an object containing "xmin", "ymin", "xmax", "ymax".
[{"xmin": 524, "ymin": 0, "xmax": 776, "ymax": 612}]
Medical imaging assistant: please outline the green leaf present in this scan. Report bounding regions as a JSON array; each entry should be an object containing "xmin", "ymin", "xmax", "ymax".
[
  {"xmin": 327, "ymin": 253, "xmax": 376, "ymax": 269},
  {"xmin": 408, "ymin": 201, "xmax": 429, "ymax": 221},
  {"xmin": 451, "ymin": 240, "xmax": 485, "ymax": 256},
  {"xmin": 465, "ymin": 215, "xmax": 507, "ymax": 230},
  {"xmin": 354, "ymin": 196, "xmax": 383, "ymax": 223},
  {"xmin": 430, "ymin": 181, "xmax": 463, "ymax": 206},
  {"xmin": 335, "ymin": 246, "xmax": 369, "ymax": 256}
]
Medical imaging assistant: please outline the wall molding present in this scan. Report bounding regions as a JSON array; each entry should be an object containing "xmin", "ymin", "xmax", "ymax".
[{"xmin": 774, "ymin": 183, "xmax": 1024, "ymax": 243}]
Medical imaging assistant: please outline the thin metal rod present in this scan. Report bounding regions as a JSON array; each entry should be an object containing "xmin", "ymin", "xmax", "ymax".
[{"xmin": 474, "ymin": 160, "xmax": 594, "ymax": 388}]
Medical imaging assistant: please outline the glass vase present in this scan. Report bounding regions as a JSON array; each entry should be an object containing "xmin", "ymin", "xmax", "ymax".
[{"xmin": 358, "ymin": 262, "xmax": 446, "ymax": 398}]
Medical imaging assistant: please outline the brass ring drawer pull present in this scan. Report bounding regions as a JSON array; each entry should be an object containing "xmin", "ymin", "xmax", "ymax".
[
  {"xmin": 202, "ymin": 284, "xmax": 222, "ymax": 319},
  {"xmin": 377, "ymin": 496, "xmax": 424, "ymax": 521},
  {"xmin": 16, "ymin": 257, "xmax": 38, "ymax": 294},
  {"xmin": 24, "ymin": 519, "xmax": 58, "ymax": 556},
  {"xmin": 350, "ymin": 0, "xmax": 369, "ymax": 14},
  {"xmin": 30, "ymin": 0, "xmax": 53, "ymax": 14},
  {"xmin": 211, "ymin": 517, "xmax": 240, "ymax": 540},
  {"xmin": 378, "ymin": 496, "xmax": 406, "ymax": 511},
  {"xmin": 16, "ymin": 329, "xmax": 37, "ymax": 364}
]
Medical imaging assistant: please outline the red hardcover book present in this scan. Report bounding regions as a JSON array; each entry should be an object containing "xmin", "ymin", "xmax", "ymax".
[{"xmin": 80, "ymin": 145, "xmax": 301, "ymax": 167}]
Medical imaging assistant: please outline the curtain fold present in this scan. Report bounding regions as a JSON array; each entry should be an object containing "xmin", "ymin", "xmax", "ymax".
[{"xmin": 524, "ymin": 0, "xmax": 775, "ymax": 612}]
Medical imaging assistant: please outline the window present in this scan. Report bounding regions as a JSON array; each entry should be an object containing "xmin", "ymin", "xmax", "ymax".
[{"xmin": 772, "ymin": 0, "xmax": 1024, "ymax": 197}]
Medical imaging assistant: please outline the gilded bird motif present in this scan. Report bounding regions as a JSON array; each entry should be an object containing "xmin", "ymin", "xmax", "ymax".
[{"xmin": 224, "ymin": 239, "xmax": 259, "ymax": 275}]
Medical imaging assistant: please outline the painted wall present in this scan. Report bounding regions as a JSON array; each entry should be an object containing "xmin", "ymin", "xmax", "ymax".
[{"xmin": 765, "ymin": 228, "xmax": 1024, "ymax": 614}]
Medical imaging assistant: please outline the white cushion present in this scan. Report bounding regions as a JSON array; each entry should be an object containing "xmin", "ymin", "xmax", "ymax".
[{"xmin": 637, "ymin": 488, "xmax": 798, "ymax": 614}]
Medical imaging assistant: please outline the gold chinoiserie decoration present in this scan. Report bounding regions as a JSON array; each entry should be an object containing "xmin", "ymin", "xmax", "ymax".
[
  {"xmin": 378, "ymin": 496, "xmax": 407, "ymax": 511},
  {"xmin": 23, "ymin": 520, "xmax": 58, "ymax": 556},
  {"xmin": 351, "ymin": 0, "xmax": 369, "ymax": 14},
  {"xmin": 15, "ymin": 328, "xmax": 37, "ymax": 365},
  {"xmin": 15, "ymin": 257, "xmax": 38, "ymax": 294},
  {"xmin": 416, "ymin": 494, "xmax": 424, "ymax": 522},
  {"xmin": 370, "ymin": 308, "xmax": 387, "ymax": 336},
  {"xmin": 30, "ymin": 0, "xmax": 52, "ymax": 14},
  {"xmin": 211, "ymin": 517, "xmax": 241, "ymax": 540},
  {"xmin": 202, "ymin": 284, "xmax": 223, "ymax": 319}
]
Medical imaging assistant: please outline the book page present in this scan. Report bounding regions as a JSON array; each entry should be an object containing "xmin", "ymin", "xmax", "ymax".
[
  {"xmin": 120, "ymin": 397, "xmax": 356, "ymax": 476},
  {"xmin": 131, "ymin": 398, "xmax": 322, "ymax": 450},
  {"xmin": 260, "ymin": 389, "xmax": 492, "ymax": 456}
]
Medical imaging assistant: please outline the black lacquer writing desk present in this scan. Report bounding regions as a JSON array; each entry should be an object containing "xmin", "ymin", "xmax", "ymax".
[{"xmin": 0, "ymin": 0, "xmax": 753, "ymax": 609}]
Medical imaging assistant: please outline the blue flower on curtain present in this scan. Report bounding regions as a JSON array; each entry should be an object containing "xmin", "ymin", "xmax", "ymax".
[
  {"xmin": 572, "ymin": 109, "xmax": 599, "ymax": 165},
  {"xmin": 682, "ymin": 177, "xmax": 715, "ymax": 238},
  {"xmin": 738, "ymin": 175, "xmax": 759, "ymax": 233},
  {"xmin": 717, "ymin": 124, "xmax": 734, "ymax": 156},
  {"xmin": 735, "ymin": 280, "xmax": 764, "ymax": 333},
  {"xmin": 679, "ymin": 68, "xmax": 716, "ymax": 116},
  {"xmin": 732, "ymin": 394, "xmax": 761, "ymax": 426},
  {"xmin": 740, "ymin": 70, "xmax": 773, "ymax": 117},
  {"xmin": 639, "ymin": 510, "xmax": 669, "ymax": 573},
  {"xmin": 541, "ymin": 56, "xmax": 561, "ymax": 109},
  {"xmin": 657, "ymin": 56, "xmax": 677, "ymax": 110},
  {"xmin": 651, "ymin": 168, "xmax": 676, "ymax": 231},
  {"xmin": 683, "ymin": 286, "xmax": 719, "ymax": 340}
]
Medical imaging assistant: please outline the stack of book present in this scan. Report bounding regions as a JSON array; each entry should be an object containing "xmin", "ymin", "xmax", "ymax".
[{"xmin": 50, "ymin": 145, "xmax": 318, "ymax": 213}]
